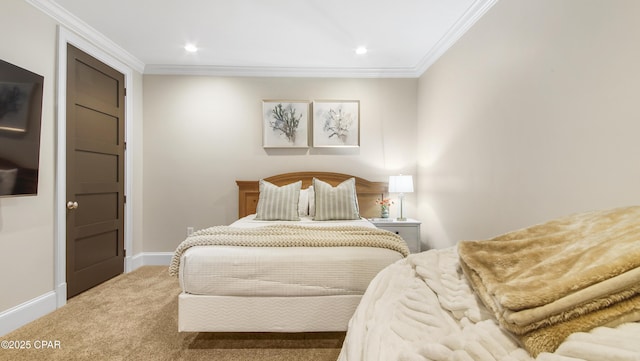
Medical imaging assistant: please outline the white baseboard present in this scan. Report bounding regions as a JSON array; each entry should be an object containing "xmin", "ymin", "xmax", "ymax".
[
  {"xmin": 0, "ymin": 291, "xmax": 57, "ymax": 337},
  {"xmin": 1, "ymin": 252, "xmax": 173, "ymax": 337},
  {"xmin": 129, "ymin": 252, "xmax": 173, "ymax": 270}
]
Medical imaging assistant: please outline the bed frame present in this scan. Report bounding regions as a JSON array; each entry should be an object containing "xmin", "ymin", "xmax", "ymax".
[
  {"xmin": 236, "ymin": 171, "xmax": 387, "ymax": 219},
  {"xmin": 178, "ymin": 171, "xmax": 389, "ymax": 333}
]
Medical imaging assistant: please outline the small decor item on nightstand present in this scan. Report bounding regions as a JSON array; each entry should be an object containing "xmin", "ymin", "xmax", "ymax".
[{"xmin": 376, "ymin": 198, "xmax": 393, "ymax": 218}]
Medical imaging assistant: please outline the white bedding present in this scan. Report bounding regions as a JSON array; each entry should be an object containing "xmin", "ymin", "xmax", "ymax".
[
  {"xmin": 178, "ymin": 215, "xmax": 404, "ymax": 297},
  {"xmin": 230, "ymin": 214, "xmax": 377, "ymax": 228},
  {"xmin": 338, "ymin": 247, "xmax": 640, "ymax": 361}
]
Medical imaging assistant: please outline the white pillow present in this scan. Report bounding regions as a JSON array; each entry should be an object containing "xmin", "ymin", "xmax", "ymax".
[
  {"xmin": 298, "ymin": 187, "xmax": 309, "ymax": 216},
  {"xmin": 312, "ymin": 178, "xmax": 360, "ymax": 220},
  {"xmin": 308, "ymin": 186, "xmax": 315, "ymax": 217},
  {"xmin": 255, "ymin": 179, "xmax": 301, "ymax": 221}
]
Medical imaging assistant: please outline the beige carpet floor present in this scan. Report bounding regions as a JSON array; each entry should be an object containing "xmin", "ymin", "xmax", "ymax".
[{"xmin": 0, "ymin": 266, "xmax": 345, "ymax": 361}]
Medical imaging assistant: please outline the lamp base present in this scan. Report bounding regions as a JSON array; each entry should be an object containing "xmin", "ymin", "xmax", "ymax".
[{"xmin": 396, "ymin": 217, "xmax": 407, "ymax": 221}]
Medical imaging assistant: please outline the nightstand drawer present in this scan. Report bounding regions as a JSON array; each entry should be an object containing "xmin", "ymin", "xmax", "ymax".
[
  {"xmin": 370, "ymin": 219, "xmax": 421, "ymax": 253},
  {"xmin": 381, "ymin": 226, "xmax": 418, "ymax": 241}
]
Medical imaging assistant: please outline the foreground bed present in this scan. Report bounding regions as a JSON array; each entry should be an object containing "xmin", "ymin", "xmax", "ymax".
[
  {"xmin": 339, "ymin": 206, "xmax": 640, "ymax": 361},
  {"xmin": 170, "ymin": 172, "xmax": 409, "ymax": 332}
]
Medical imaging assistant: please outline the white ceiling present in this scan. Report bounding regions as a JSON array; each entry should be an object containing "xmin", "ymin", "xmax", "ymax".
[{"xmin": 31, "ymin": 0, "xmax": 496, "ymax": 77}]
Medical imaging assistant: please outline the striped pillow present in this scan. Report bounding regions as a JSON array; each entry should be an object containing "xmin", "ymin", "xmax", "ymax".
[
  {"xmin": 255, "ymin": 180, "xmax": 302, "ymax": 221},
  {"xmin": 312, "ymin": 178, "xmax": 360, "ymax": 220}
]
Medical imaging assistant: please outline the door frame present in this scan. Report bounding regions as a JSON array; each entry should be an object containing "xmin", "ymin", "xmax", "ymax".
[{"xmin": 55, "ymin": 26, "xmax": 135, "ymax": 308}]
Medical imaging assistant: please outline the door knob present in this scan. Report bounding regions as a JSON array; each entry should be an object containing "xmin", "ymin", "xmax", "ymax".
[{"xmin": 67, "ymin": 201, "xmax": 79, "ymax": 210}]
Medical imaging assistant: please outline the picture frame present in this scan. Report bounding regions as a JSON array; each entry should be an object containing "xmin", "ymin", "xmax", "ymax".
[
  {"xmin": 312, "ymin": 100, "xmax": 360, "ymax": 148},
  {"xmin": 262, "ymin": 100, "xmax": 309, "ymax": 148}
]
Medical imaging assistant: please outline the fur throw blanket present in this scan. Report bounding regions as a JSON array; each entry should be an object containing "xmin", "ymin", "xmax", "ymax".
[
  {"xmin": 169, "ymin": 224, "xmax": 409, "ymax": 277},
  {"xmin": 458, "ymin": 206, "xmax": 640, "ymax": 356},
  {"xmin": 338, "ymin": 247, "xmax": 640, "ymax": 361}
]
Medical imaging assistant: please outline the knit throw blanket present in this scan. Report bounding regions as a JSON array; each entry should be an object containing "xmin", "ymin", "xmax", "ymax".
[
  {"xmin": 458, "ymin": 206, "xmax": 640, "ymax": 356},
  {"xmin": 169, "ymin": 224, "xmax": 410, "ymax": 277}
]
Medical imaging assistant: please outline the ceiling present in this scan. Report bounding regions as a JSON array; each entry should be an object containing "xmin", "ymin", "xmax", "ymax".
[{"xmin": 31, "ymin": 0, "xmax": 496, "ymax": 77}]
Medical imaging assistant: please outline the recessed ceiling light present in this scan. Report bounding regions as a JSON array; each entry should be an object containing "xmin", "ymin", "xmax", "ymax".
[
  {"xmin": 355, "ymin": 46, "xmax": 368, "ymax": 55},
  {"xmin": 184, "ymin": 43, "xmax": 198, "ymax": 53}
]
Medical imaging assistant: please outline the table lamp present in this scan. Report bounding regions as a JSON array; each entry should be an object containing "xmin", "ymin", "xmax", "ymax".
[{"xmin": 388, "ymin": 174, "xmax": 413, "ymax": 221}]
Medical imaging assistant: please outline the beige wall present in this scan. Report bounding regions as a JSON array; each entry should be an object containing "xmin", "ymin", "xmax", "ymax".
[
  {"xmin": 0, "ymin": 0, "xmax": 57, "ymax": 312},
  {"xmin": 142, "ymin": 76, "xmax": 418, "ymax": 252},
  {"xmin": 417, "ymin": 0, "xmax": 640, "ymax": 249}
]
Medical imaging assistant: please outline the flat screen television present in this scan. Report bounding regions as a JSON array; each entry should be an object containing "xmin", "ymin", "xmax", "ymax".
[{"xmin": 0, "ymin": 59, "xmax": 44, "ymax": 197}]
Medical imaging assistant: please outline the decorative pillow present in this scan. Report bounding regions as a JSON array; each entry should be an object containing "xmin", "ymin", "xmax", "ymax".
[
  {"xmin": 298, "ymin": 187, "xmax": 310, "ymax": 216},
  {"xmin": 255, "ymin": 180, "xmax": 301, "ymax": 221},
  {"xmin": 308, "ymin": 186, "xmax": 315, "ymax": 217},
  {"xmin": 312, "ymin": 178, "xmax": 360, "ymax": 220}
]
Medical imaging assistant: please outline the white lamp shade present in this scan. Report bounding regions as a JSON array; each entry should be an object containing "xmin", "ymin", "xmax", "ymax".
[{"xmin": 388, "ymin": 175, "xmax": 413, "ymax": 193}]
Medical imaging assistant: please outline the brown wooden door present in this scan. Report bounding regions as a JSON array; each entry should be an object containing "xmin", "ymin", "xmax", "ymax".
[{"xmin": 66, "ymin": 44, "xmax": 125, "ymax": 298}]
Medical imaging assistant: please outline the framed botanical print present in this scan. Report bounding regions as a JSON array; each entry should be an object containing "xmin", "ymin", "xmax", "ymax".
[
  {"xmin": 312, "ymin": 100, "xmax": 359, "ymax": 148},
  {"xmin": 262, "ymin": 100, "xmax": 309, "ymax": 148}
]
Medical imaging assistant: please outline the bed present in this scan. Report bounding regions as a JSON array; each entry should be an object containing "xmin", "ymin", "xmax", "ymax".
[
  {"xmin": 169, "ymin": 171, "xmax": 410, "ymax": 333},
  {"xmin": 339, "ymin": 206, "xmax": 640, "ymax": 361}
]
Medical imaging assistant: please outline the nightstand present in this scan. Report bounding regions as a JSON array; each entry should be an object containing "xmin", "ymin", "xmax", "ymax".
[{"xmin": 369, "ymin": 218, "xmax": 422, "ymax": 253}]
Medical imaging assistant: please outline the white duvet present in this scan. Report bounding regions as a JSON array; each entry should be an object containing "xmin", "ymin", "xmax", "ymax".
[
  {"xmin": 178, "ymin": 215, "xmax": 405, "ymax": 297},
  {"xmin": 339, "ymin": 247, "xmax": 640, "ymax": 361}
]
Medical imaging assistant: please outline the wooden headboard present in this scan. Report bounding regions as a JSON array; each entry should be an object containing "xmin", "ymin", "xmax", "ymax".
[{"xmin": 236, "ymin": 171, "xmax": 387, "ymax": 219}]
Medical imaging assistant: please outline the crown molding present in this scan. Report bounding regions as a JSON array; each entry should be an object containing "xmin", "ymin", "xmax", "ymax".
[
  {"xmin": 25, "ymin": 0, "xmax": 145, "ymax": 74},
  {"xmin": 143, "ymin": 64, "xmax": 420, "ymax": 78},
  {"xmin": 415, "ymin": 0, "xmax": 497, "ymax": 75}
]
